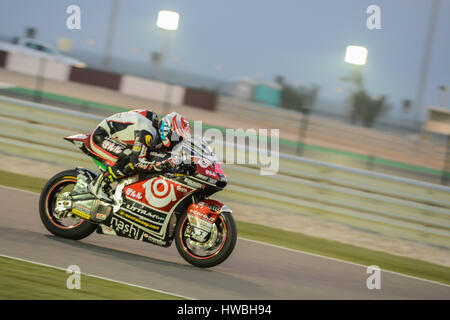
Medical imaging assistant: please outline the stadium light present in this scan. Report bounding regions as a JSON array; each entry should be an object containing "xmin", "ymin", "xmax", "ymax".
[
  {"xmin": 345, "ymin": 45, "xmax": 368, "ymax": 65},
  {"xmin": 157, "ymin": 10, "xmax": 180, "ymax": 31}
]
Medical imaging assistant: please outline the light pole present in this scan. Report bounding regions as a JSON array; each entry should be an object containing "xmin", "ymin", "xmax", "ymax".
[
  {"xmin": 439, "ymin": 85, "xmax": 448, "ymax": 107},
  {"xmin": 343, "ymin": 45, "xmax": 368, "ymax": 96},
  {"xmin": 343, "ymin": 45, "xmax": 368, "ymax": 94},
  {"xmin": 343, "ymin": 45, "xmax": 374, "ymax": 168},
  {"xmin": 103, "ymin": 0, "xmax": 120, "ymax": 71},
  {"xmin": 156, "ymin": 10, "xmax": 179, "ymax": 115},
  {"xmin": 413, "ymin": 0, "xmax": 440, "ymax": 130}
]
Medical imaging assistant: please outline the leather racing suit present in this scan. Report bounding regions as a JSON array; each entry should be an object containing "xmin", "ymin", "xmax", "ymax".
[{"xmin": 89, "ymin": 109, "xmax": 178, "ymax": 203}]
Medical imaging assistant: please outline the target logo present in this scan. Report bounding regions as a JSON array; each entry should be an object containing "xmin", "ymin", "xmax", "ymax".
[
  {"xmin": 143, "ymin": 178, "xmax": 177, "ymax": 208},
  {"xmin": 197, "ymin": 158, "xmax": 211, "ymax": 168}
]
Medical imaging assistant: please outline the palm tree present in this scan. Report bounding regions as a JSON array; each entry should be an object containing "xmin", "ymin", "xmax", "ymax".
[{"xmin": 342, "ymin": 69, "xmax": 390, "ymax": 128}]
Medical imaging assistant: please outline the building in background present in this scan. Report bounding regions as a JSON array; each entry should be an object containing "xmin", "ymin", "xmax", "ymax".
[
  {"xmin": 252, "ymin": 82, "xmax": 281, "ymax": 108},
  {"xmin": 232, "ymin": 77, "xmax": 254, "ymax": 101}
]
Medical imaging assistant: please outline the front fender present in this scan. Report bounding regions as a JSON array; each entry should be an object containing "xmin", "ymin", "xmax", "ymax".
[
  {"xmin": 186, "ymin": 199, "xmax": 232, "ymax": 224},
  {"xmin": 202, "ymin": 199, "xmax": 232, "ymax": 215}
]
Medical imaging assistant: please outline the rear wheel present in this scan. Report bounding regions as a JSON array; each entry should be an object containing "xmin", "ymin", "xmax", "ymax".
[
  {"xmin": 39, "ymin": 169, "xmax": 97, "ymax": 240},
  {"xmin": 175, "ymin": 210, "xmax": 237, "ymax": 268}
]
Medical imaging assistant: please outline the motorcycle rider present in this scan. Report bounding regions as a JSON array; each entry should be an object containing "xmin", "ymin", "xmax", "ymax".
[{"xmin": 88, "ymin": 109, "xmax": 191, "ymax": 204}]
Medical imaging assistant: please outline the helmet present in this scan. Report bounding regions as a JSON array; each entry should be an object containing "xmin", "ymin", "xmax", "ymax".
[{"xmin": 158, "ymin": 112, "xmax": 190, "ymax": 147}]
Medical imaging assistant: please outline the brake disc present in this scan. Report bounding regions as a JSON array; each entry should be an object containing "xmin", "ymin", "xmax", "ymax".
[{"xmin": 188, "ymin": 224, "xmax": 219, "ymax": 251}]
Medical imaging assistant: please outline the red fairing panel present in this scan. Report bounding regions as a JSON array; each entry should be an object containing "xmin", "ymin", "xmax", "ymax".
[
  {"xmin": 65, "ymin": 133, "xmax": 117, "ymax": 167},
  {"xmin": 123, "ymin": 177, "xmax": 195, "ymax": 212},
  {"xmin": 194, "ymin": 157, "xmax": 219, "ymax": 180},
  {"xmin": 187, "ymin": 199, "xmax": 226, "ymax": 224}
]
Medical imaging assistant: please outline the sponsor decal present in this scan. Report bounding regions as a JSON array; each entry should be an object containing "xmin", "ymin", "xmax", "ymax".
[
  {"xmin": 198, "ymin": 158, "xmax": 211, "ymax": 168},
  {"xmin": 72, "ymin": 208, "xmax": 90, "ymax": 220},
  {"xmin": 73, "ymin": 203, "xmax": 90, "ymax": 213},
  {"xmin": 207, "ymin": 178, "xmax": 217, "ymax": 184},
  {"xmin": 101, "ymin": 139, "xmax": 124, "ymax": 154},
  {"xmin": 143, "ymin": 178, "xmax": 177, "ymax": 208},
  {"xmin": 187, "ymin": 208, "xmax": 216, "ymax": 234},
  {"xmin": 72, "ymin": 204, "xmax": 91, "ymax": 220},
  {"xmin": 195, "ymin": 174, "xmax": 208, "ymax": 180},
  {"xmin": 176, "ymin": 185, "xmax": 188, "ymax": 194},
  {"xmin": 194, "ymin": 174, "xmax": 217, "ymax": 184},
  {"xmin": 95, "ymin": 213, "xmax": 107, "ymax": 220},
  {"xmin": 110, "ymin": 216, "xmax": 144, "ymax": 240},
  {"xmin": 188, "ymin": 208, "xmax": 216, "ymax": 223},
  {"xmin": 142, "ymin": 235, "xmax": 167, "ymax": 246},
  {"xmin": 123, "ymin": 201, "xmax": 166, "ymax": 223},
  {"xmin": 125, "ymin": 178, "xmax": 194, "ymax": 210},
  {"xmin": 208, "ymin": 204, "xmax": 220, "ymax": 213},
  {"xmin": 205, "ymin": 169, "xmax": 218, "ymax": 179},
  {"xmin": 126, "ymin": 188, "xmax": 143, "ymax": 200},
  {"xmin": 149, "ymin": 151, "xmax": 167, "ymax": 157},
  {"xmin": 118, "ymin": 211, "xmax": 161, "ymax": 232},
  {"xmin": 183, "ymin": 178, "xmax": 203, "ymax": 189}
]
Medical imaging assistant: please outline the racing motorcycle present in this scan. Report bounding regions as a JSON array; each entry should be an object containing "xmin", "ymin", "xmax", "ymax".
[{"xmin": 39, "ymin": 134, "xmax": 237, "ymax": 268}]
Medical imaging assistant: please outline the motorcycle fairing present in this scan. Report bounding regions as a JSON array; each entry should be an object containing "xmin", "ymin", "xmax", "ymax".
[
  {"xmin": 97, "ymin": 175, "xmax": 199, "ymax": 247},
  {"xmin": 65, "ymin": 133, "xmax": 116, "ymax": 168},
  {"xmin": 65, "ymin": 133, "xmax": 231, "ymax": 250}
]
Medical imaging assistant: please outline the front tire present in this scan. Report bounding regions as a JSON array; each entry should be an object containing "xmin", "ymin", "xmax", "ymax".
[
  {"xmin": 39, "ymin": 169, "xmax": 97, "ymax": 240},
  {"xmin": 175, "ymin": 210, "xmax": 237, "ymax": 268}
]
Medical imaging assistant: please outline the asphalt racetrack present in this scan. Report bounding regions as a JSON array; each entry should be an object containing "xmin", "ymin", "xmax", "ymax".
[{"xmin": 1, "ymin": 186, "xmax": 449, "ymax": 299}]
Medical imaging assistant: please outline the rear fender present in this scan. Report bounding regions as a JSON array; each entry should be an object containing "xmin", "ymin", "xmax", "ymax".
[
  {"xmin": 65, "ymin": 134, "xmax": 111, "ymax": 170},
  {"xmin": 75, "ymin": 167, "xmax": 98, "ymax": 180}
]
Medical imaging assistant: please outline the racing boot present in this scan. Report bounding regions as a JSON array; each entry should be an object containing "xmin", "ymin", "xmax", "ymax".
[{"xmin": 89, "ymin": 170, "xmax": 115, "ymax": 204}]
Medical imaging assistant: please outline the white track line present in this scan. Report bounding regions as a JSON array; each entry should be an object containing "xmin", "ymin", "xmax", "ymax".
[
  {"xmin": 1, "ymin": 184, "xmax": 449, "ymax": 288},
  {"xmin": 0, "ymin": 254, "xmax": 194, "ymax": 300},
  {"xmin": 238, "ymin": 237, "xmax": 450, "ymax": 288}
]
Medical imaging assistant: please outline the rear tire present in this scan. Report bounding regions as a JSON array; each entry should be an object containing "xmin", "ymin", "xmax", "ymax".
[
  {"xmin": 175, "ymin": 210, "xmax": 237, "ymax": 268},
  {"xmin": 39, "ymin": 169, "xmax": 97, "ymax": 240}
]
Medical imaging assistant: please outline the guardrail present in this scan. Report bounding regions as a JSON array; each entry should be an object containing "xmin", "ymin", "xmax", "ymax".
[
  {"xmin": 0, "ymin": 95, "xmax": 449, "ymax": 249},
  {"xmin": 218, "ymin": 96, "xmax": 448, "ymax": 171}
]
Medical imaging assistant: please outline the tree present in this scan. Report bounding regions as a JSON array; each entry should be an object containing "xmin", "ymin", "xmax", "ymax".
[
  {"xmin": 342, "ymin": 69, "xmax": 390, "ymax": 128},
  {"xmin": 275, "ymin": 76, "xmax": 320, "ymax": 113}
]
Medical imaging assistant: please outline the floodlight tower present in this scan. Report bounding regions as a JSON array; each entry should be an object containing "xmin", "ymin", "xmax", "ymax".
[{"xmin": 156, "ymin": 10, "xmax": 180, "ymax": 114}]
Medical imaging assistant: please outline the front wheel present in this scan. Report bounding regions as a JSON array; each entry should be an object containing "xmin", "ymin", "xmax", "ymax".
[
  {"xmin": 175, "ymin": 210, "xmax": 237, "ymax": 268},
  {"xmin": 39, "ymin": 169, "xmax": 97, "ymax": 240}
]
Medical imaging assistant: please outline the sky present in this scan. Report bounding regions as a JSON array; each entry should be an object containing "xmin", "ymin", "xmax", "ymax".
[{"xmin": 0, "ymin": 0, "xmax": 449, "ymax": 122}]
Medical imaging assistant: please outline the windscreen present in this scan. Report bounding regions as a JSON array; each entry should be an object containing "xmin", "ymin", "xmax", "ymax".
[{"xmin": 179, "ymin": 135, "xmax": 217, "ymax": 163}]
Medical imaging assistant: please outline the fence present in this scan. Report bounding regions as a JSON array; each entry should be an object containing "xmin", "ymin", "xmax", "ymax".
[{"xmin": 217, "ymin": 96, "xmax": 450, "ymax": 184}]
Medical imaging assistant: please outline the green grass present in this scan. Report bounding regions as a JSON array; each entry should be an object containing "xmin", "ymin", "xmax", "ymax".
[
  {"xmin": 0, "ymin": 256, "xmax": 185, "ymax": 299},
  {"xmin": 0, "ymin": 169, "xmax": 48, "ymax": 193},
  {"xmin": 3, "ymin": 86, "xmax": 446, "ymax": 177},
  {"xmin": 7, "ymin": 87, "xmax": 129, "ymax": 114},
  {"xmin": 0, "ymin": 169, "xmax": 449, "ymax": 286}
]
